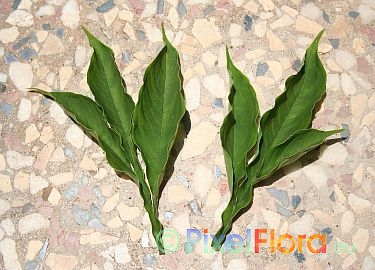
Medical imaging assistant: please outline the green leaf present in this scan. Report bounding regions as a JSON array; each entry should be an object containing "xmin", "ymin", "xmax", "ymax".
[
  {"xmin": 30, "ymin": 26, "xmax": 187, "ymax": 255},
  {"xmin": 29, "ymin": 89, "xmax": 136, "ymax": 178},
  {"xmin": 213, "ymin": 30, "xmax": 343, "ymax": 249},
  {"xmin": 220, "ymin": 48, "xmax": 260, "ymax": 194},
  {"xmin": 247, "ymin": 30, "xmax": 333, "ymax": 181},
  {"xmin": 83, "ymin": 27, "xmax": 138, "ymax": 174},
  {"xmin": 132, "ymin": 27, "xmax": 185, "ymax": 207},
  {"xmin": 256, "ymin": 129, "xmax": 342, "ymax": 182},
  {"xmin": 214, "ymin": 49, "xmax": 259, "ymax": 247},
  {"xmin": 259, "ymin": 31, "xmax": 326, "ymax": 149}
]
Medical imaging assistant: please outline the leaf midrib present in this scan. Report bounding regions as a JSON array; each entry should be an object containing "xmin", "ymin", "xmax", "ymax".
[
  {"xmin": 268, "ymin": 56, "xmax": 313, "ymax": 149},
  {"xmin": 94, "ymin": 48, "xmax": 130, "ymax": 141}
]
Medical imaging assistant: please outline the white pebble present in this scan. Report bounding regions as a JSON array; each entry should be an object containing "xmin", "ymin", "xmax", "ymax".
[
  {"xmin": 0, "ymin": 154, "xmax": 5, "ymax": 171},
  {"xmin": 319, "ymin": 143, "xmax": 348, "ymax": 166},
  {"xmin": 227, "ymin": 259, "xmax": 248, "ymax": 270},
  {"xmin": 6, "ymin": 150, "xmax": 35, "ymax": 170},
  {"xmin": 352, "ymin": 228, "xmax": 369, "ymax": 252},
  {"xmin": 0, "ymin": 238, "xmax": 22, "ymax": 270},
  {"xmin": 0, "ymin": 73, "xmax": 7, "ymax": 83},
  {"xmin": 203, "ymin": 74, "xmax": 227, "ymax": 98},
  {"xmin": 185, "ymin": 77, "xmax": 201, "ymax": 111},
  {"xmin": 0, "ymin": 218, "xmax": 15, "ymax": 236},
  {"xmin": 6, "ymin": 10, "xmax": 34, "ymax": 27},
  {"xmin": 18, "ymin": 213, "xmax": 50, "ymax": 235},
  {"xmin": 335, "ymin": 50, "xmax": 356, "ymax": 71},
  {"xmin": 0, "ymin": 26, "xmax": 19, "ymax": 44},
  {"xmin": 303, "ymin": 163, "xmax": 327, "ymax": 189},
  {"xmin": 29, "ymin": 174, "xmax": 48, "ymax": 195},
  {"xmin": 180, "ymin": 121, "xmax": 217, "ymax": 160},
  {"xmin": 348, "ymin": 193, "xmax": 372, "ymax": 213},
  {"xmin": 0, "ymin": 199, "xmax": 11, "ymax": 217},
  {"xmin": 171, "ymin": 212, "xmax": 191, "ymax": 236},
  {"xmin": 341, "ymin": 73, "xmax": 357, "ymax": 96},
  {"xmin": 50, "ymin": 102, "xmax": 67, "ymax": 124},
  {"xmin": 36, "ymin": 5, "xmax": 56, "ymax": 17},
  {"xmin": 191, "ymin": 19, "xmax": 222, "ymax": 48},
  {"xmin": 193, "ymin": 165, "xmax": 213, "ymax": 197},
  {"xmin": 17, "ymin": 98, "xmax": 32, "ymax": 121},
  {"xmin": 9, "ymin": 62, "xmax": 33, "ymax": 92},
  {"xmin": 61, "ymin": 0, "xmax": 80, "ymax": 29},
  {"xmin": 114, "ymin": 243, "xmax": 131, "ymax": 264},
  {"xmin": 300, "ymin": 2, "xmax": 322, "ymax": 20},
  {"xmin": 66, "ymin": 125, "xmax": 85, "ymax": 148},
  {"xmin": 75, "ymin": 45, "xmax": 87, "ymax": 68},
  {"xmin": 358, "ymin": 5, "xmax": 375, "ymax": 24}
]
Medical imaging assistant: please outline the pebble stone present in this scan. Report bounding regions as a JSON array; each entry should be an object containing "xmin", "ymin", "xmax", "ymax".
[
  {"xmin": 319, "ymin": 143, "xmax": 348, "ymax": 166},
  {"xmin": 192, "ymin": 19, "xmax": 222, "ymax": 48},
  {"xmin": 348, "ymin": 11, "xmax": 359, "ymax": 19},
  {"xmin": 6, "ymin": 150, "xmax": 35, "ymax": 170},
  {"xmin": 185, "ymin": 77, "xmax": 200, "ymax": 111},
  {"xmin": 96, "ymin": 0, "xmax": 115, "ymax": 13},
  {"xmin": 336, "ymin": 50, "xmax": 356, "ymax": 71},
  {"xmin": 203, "ymin": 74, "xmax": 226, "ymax": 98},
  {"xmin": 156, "ymin": 0, "xmax": 164, "ymax": 14},
  {"xmin": 291, "ymin": 195, "xmax": 301, "ymax": 209},
  {"xmin": 193, "ymin": 165, "xmax": 213, "ymax": 197},
  {"xmin": 329, "ymin": 38, "xmax": 340, "ymax": 49},
  {"xmin": 177, "ymin": 0, "xmax": 187, "ymax": 18},
  {"xmin": 181, "ymin": 121, "xmax": 217, "ymax": 160},
  {"xmin": 243, "ymin": 15, "xmax": 253, "ymax": 31},
  {"xmin": 341, "ymin": 73, "xmax": 357, "ymax": 96},
  {"xmin": 61, "ymin": 0, "xmax": 80, "ymax": 29},
  {"xmin": 66, "ymin": 125, "xmax": 85, "ymax": 149},
  {"xmin": 45, "ymin": 253, "xmax": 78, "ymax": 270},
  {"xmin": 300, "ymin": 2, "xmax": 322, "ymax": 20},
  {"xmin": 266, "ymin": 187, "xmax": 289, "ymax": 207},
  {"xmin": 256, "ymin": 62, "xmax": 269, "ymax": 76},
  {"xmin": 29, "ymin": 173, "xmax": 48, "ymax": 194},
  {"xmin": 303, "ymin": 163, "xmax": 327, "ymax": 189},
  {"xmin": 39, "ymin": 34, "xmax": 65, "ymax": 55},
  {"xmin": 0, "ymin": 26, "xmax": 19, "ymax": 43},
  {"xmin": 6, "ymin": 10, "xmax": 34, "ymax": 27},
  {"xmin": 9, "ymin": 62, "xmax": 33, "ymax": 92},
  {"xmin": 18, "ymin": 213, "xmax": 50, "ymax": 234},
  {"xmin": 0, "ymin": 238, "xmax": 22, "ymax": 270}
]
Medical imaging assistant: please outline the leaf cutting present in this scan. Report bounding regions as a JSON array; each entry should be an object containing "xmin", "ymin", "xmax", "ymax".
[
  {"xmin": 30, "ymin": 26, "xmax": 186, "ymax": 254},
  {"xmin": 214, "ymin": 30, "xmax": 343, "ymax": 250}
]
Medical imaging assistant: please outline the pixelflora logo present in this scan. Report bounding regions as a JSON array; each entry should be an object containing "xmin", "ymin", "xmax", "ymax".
[{"xmin": 156, "ymin": 228, "xmax": 355, "ymax": 255}]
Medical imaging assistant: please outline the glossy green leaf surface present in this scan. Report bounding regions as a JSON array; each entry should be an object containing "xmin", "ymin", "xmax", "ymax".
[
  {"xmin": 220, "ymin": 48, "xmax": 260, "ymax": 194},
  {"xmin": 29, "ymin": 89, "xmax": 136, "ymax": 178},
  {"xmin": 30, "ymin": 27, "xmax": 185, "ymax": 254},
  {"xmin": 83, "ymin": 27, "xmax": 138, "ymax": 174},
  {"xmin": 132, "ymin": 28, "xmax": 185, "ymax": 208},
  {"xmin": 214, "ymin": 30, "xmax": 343, "ymax": 249}
]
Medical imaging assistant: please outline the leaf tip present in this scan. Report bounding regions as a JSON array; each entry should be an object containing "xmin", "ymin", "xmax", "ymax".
[
  {"xmin": 27, "ymin": 87, "xmax": 42, "ymax": 94},
  {"xmin": 225, "ymin": 46, "xmax": 234, "ymax": 68},
  {"xmin": 81, "ymin": 25, "xmax": 92, "ymax": 39},
  {"xmin": 161, "ymin": 23, "xmax": 171, "ymax": 46},
  {"xmin": 314, "ymin": 29, "xmax": 325, "ymax": 44}
]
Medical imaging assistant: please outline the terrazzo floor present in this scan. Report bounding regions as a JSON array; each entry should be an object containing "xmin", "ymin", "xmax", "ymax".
[{"xmin": 0, "ymin": 0, "xmax": 374, "ymax": 269}]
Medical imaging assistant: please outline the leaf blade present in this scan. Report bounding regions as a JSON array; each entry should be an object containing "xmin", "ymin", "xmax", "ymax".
[
  {"xmin": 83, "ymin": 27, "xmax": 137, "ymax": 170},
  {"xmin": 30, "ymin": 89, "xmax": 136, "ymax": 179},
  {"xmin": 256, "ymin": 128, "xmax": 342, "ymax": 183},
  {"xmin": 259, "ymin": 30, "xmax": 326, "ymax": 150},
  {"xmin": 220, "ymin": 48, "xmax": 260, "ymax": 193},
  {"xmin": 132, "ymin": 29, "xmax": 185, "ymax": 203}
]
